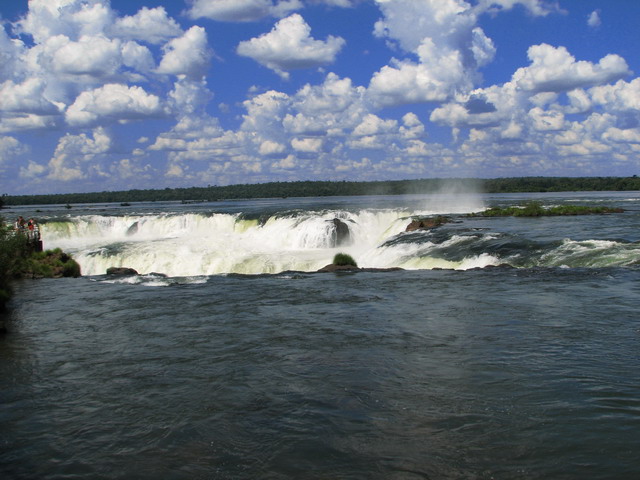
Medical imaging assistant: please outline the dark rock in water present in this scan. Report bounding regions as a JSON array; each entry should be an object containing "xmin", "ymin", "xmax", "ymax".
[
  {"xmin": 106, "ymin": 267, "xmax": 139, "ymax": 276},
  {"xmin": 361, "ymin": 267, "xmax": 404, "ymax": 272},
  {"xmin": 317, "ymin": 263, "xmax": 361, "ymax": 273},
  {"xmin": 405, "ymin": 215, "xmax": 450, "ymax": 232},
  {"xmin": 316, "ymin": 264, "xmax": 404, "ymax": 273},
  {"xmin": 329, "ymin": 218, "xmax": 352, "ymax": 247},
  {"xmin": 126, "ymin": 222, "xmax": 139, "ymax": 236},
  {"xmin": 483, "ymin": 263, "xmax": 515, "ymax": 269}
]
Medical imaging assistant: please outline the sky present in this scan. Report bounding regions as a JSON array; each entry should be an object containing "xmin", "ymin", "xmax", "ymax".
[{"xmin": 1, "ymin": 0, "xmax": 639, "ymax": 195}]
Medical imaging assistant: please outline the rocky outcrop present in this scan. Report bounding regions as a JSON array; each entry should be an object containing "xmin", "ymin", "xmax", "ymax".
[
  {"xmin": 317, "ymin": 263, "xmax": 360, "ymax": 273},
  {"xmin": 328, "ymin": 218, "xmax": 352, "ymax": 247},
  {"xmin": 316, "ymin": 264, "xmax": 404, "ymax": 273},
  {"xmin": 405, "ymin": 215, "xmax": 450, "ymax": 232},
  {"xmin": 317, "ymin": 251, "xmax": 405, "ymax": 273},
  {"xmin": 20, "ymin": 249, "xmax": 81, "ymax": 279},
  {"xmin": 126, "ymin": 222, "xmax": 139, "ymax": 236},
  {"xmin": 106, "ymin": 267, "xmax": 139, "ymax": 276}
]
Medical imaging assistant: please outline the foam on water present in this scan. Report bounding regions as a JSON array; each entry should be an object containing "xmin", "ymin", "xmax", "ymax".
[
  {"xmin": 36, "ymin": 192, "xmax": 640, "ymax": 277},
  {"xmin": 42, "ymin": 210, "xmax": 414, "ymax": 276},
  {"xmin": 540, "ymin": 238, "xmax": 640, "ymax": 268}
]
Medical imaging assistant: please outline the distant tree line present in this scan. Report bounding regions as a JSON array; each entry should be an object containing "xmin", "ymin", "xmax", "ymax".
[
  {"xmin": 2, "ymin": 176, "xmax": 640, "ymax": 206},
  {"xmin": 482, "ymin": 176, "xmax": 640, "ymax": 193}
]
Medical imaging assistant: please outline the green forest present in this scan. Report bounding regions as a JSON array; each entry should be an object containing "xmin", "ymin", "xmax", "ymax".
[{"xmin": 2, "ymin": 176, "xmax": 640, "ymax": 207}]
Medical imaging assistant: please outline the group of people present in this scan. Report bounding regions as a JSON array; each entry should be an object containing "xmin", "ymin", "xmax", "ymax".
[{"xmin": 14, "ymin": 216, "xmax": 42, "ymax": 245}]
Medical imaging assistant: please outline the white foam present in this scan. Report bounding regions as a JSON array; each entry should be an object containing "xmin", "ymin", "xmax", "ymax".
[{"xmin": 42, "ymin": 210, "xmax": 419, "ymax": 276}]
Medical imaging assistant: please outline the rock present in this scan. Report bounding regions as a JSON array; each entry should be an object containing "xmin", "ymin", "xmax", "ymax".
[
  {"xmin": 126, "ymin": 222, "xmax": 139, "ymax": 236},
  {"xmin": 317, "ymin": 264, "xmax": 361, "ymax": 273},
  {"xmin": 106, "ymin": 267, "xmax": 139, "ymax": 276},
  {"xmin": 405, "ymin": 215, "xmax": 450, "ymax": 232},
  {"xmin": 316, "ymin": 265, "xmax": 404, "ymax": 273},
  {"xmin": 482, "ymin": 263, "xmax": 515, "ymax": 269},
  {"xmin": 360, "ymin": 267, "xmax": 404, "ymax": 272},
  {"xmin": 20, "ymin": 249, "xmax": 81, "ymax": 278},
  {"xmin": 329, "ymin": 218, "xmax": 352, "ymax": 247}
]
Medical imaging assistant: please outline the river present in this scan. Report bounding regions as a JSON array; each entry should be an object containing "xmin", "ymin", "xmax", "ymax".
[{"xmin": 1, "ymin": 191, "xmax": 639, "ymax": 479}]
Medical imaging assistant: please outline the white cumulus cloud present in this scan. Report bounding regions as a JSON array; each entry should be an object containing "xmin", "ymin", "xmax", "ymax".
[
  {"xmin": 16, "ymin": 0, "xmax": 113, "ymax": 43},
  {"xmin": 528, "ymin": 107, "xmax": 565, "ymax": 131},
  {"xmin": 112, "ymin": 6, "xmax": 182, "ymax": 44},
  {"xmin": 237, "ymin": 13, "xmax": 345, "ymax": 79},
  {"xmin": 513, "ymin": 44, "xmax": 630, "ymax": 93},
  {"xmin": 259, "ymin": 140, "xmax": 287, "ymax": 156},
  {"xmin": 352, "ymin": 114, "xmax": 397, "ymax": 136},
  {"xmin": 19, "ymin": 160, "xmax": 47, "ymax": 179},
  {"xmin": 367, "ymin": 46, "xmax": 469, "ymax": 107},
  {"xmin": 121, "ymin": 41, "xmax": 155, "ymax": 73},
  {"xmin": 291, "ymin": 137, "xmax": 323, "ymax": 152},
  {"xmin": 590, "ymin": 78, "xmax": 640, "ymax": 112},
  {"xmin": 168, "ymin": 78, "xmax": 215, "ymax": 117},
  {"xmin": 47, "ymin": 127, "xmax": 113, "ymax": 181},
  {"xmin": 0, "ymin": 136, "xmax": 27, "ymax": 165},
  {"xmin": 65, "ymin": 83, "xmax": 164, "ymax": 126},
  {"xmin": 0, "ymin": 78, "xmax": 60, "ymax": 114},
  {"xmin": 51, "ymin": 35, "xmax": 122, "ymax": 76},
  {"xmin": 474, "ymin": 0, "xmax": 561, "ymax": 17},
  {"xmin": 368, "ymin": 0, "xmax": 495, "ymax": 107},
  {"xmin": 157, "ymin": 26, "xmax": 211, "ymax": 79},
  {"xmin": 187, "ymin": 0, "xmax": 302, "ymax": 22},
  {"xmin": 0, "ymin": 24, "xmax": 26, "ymax": 82}
]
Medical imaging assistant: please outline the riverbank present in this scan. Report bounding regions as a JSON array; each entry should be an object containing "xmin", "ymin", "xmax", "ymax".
[{"xmin": 0, "ymin": 218, "xmax": 80, "ymax": 318}]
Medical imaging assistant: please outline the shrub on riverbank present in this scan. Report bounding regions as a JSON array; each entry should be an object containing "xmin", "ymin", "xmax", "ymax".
[
  {"xmin": 19, "ymin": 249, "xmax": 81, "ymax": 279},
  {"xmin": 1, "ymin": 217, "xmax": 80, "ymax": 312},
  {"xmin": 0, "ymin": 220, "xmax": 29, "ymax": 311}
]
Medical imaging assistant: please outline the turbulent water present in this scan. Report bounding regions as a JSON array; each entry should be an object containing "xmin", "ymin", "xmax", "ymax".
[
  {"xmin": 2, "ymin": 191, "xmax": 640, "ymax": 479},
  {"xmin": 17, "ymin": 191, "xmax": 640, "ymax": 276}
]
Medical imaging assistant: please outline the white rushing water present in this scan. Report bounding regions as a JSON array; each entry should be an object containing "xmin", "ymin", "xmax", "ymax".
[
  {"xmin": 40, "ymin": 210, "xmax": 461, "ymax": 276},
  {"xmin": 39, "ymin": 192, "xmax": 495, "ymax": 276},
  {"xmin": 18, "ymin": 190, "xmax": 640, "ymax": 276}
]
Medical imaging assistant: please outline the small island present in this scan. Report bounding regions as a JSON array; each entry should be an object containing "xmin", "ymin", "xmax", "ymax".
[{"xmin": 472, "ymin": 201, "xmax": 624, "ymax": 217}]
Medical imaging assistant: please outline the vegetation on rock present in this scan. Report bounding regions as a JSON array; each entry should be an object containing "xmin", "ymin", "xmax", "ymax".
[
  {"xmin": 333, "ymin": 253, "xmax": 358, "ymax": 267},
  {"xmin": 1, "ymin": 216, "xmax": 80, "ymax": 312},
  {"xmin": 18, "ymin": 249, "xmax": 81, "ymax": 279},
  {"xmin": 474, "ymin": 201, "xmax": 624, "ymax": 217},
  {"xmin": 0, "ymin": 220, "xmax": 28, "ymax": 311}
]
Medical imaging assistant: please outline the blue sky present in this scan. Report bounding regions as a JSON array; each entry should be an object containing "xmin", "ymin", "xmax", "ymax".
[{"xmin": 1, "ymin": 0, "xmax": 639, "ymax": 195}]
